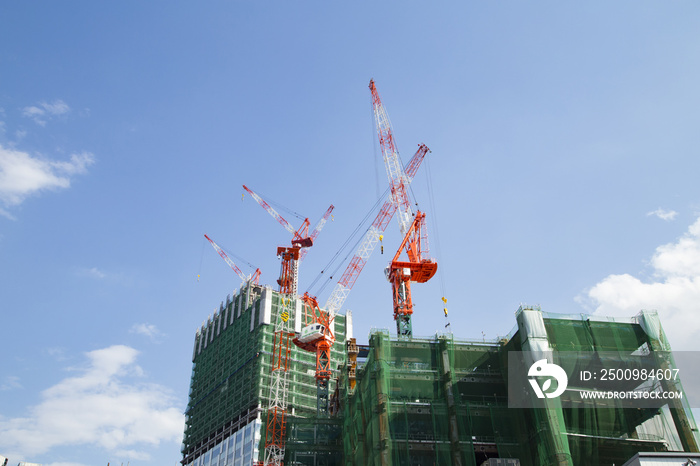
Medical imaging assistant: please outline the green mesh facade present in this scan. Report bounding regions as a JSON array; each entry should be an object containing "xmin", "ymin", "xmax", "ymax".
[
  {"xmin": 182, "ymin": 288, "xmax": 698, "ymax": 466},
  {"xmin": 181, "ymin": 282, "xmax": 349, "ymax": 466},
  {"xmin": 337, "ymin": 308, "xmax": 699, "ymax": 466}
]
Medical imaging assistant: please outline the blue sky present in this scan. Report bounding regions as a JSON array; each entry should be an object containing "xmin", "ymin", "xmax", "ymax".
[{"xmin": 2, "ymin": 2, "xmax": 700, "ymax": 465}]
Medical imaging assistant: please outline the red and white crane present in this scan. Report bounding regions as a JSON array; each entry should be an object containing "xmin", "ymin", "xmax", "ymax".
[
  {"xmin": 323, "ymin": 143, "xmax": 429, "ymax": 317},
  {"xmin": 243, "ymin": 184, "xmax": 334, "ymax": 297},
  {"xmin": 369, "ymin": 79, "xmax": 439, "ymax": 338},
  {"xmin": 242, "ymin": 185, "xmax": 333, "ymax": 466},
  {"xmin": 292, "ymin": 80, "xmax": 431, "ymax": 415},
  {"xmin": 204, "ymin": 234, "xmax": 261, "ymax": 286}
]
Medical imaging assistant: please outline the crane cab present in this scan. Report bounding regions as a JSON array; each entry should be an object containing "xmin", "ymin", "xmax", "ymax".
[{"xmin": 298, "ymin": 323, "xmax": 326, "ymax": 343}]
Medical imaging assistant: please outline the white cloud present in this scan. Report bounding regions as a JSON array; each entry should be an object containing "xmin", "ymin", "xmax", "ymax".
[
  {"xmin": 130, "ymin": 323, "xmax": 163, "ymax": 341},
  {"xmin": 47, "ymin": 463, "xmax": 90, "ymax": 466},
  {"xmin": 22, "ymin": 100, "xmax": 70, "ymax": 126},
  {"xmin": 0, "ymin": 144, "xmax": 94, "ymax": 216},
  {"xmin": 647, "ymin": 208, "xmax": 678, "ymax": 221},
  {"xmin": 0, "ymin": 345, "xmax": 184, "ymax": 460},
  {"xmin": 585, "ymin": 216, "xmax": 700, "ymax": 350}
]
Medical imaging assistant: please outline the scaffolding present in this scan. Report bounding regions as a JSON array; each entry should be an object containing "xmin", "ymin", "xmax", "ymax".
[{"xmin": 336, "ymin": 308, "xmax": 699, "ymax": 466}]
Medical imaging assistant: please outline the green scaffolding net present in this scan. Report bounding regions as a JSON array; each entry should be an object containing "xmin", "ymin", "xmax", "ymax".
[{"xmin": 337, "ymin": 308, "xmax": 699, "ymax": 466}]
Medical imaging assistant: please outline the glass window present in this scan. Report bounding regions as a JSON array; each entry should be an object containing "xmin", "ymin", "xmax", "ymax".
[
  {"xmin": 243, "ymin": 423, "xmax": 252, "ymax": 455},
  {"xmin": 211, "ymin": 442, "xmax": 221, "ymax": 466},
  {"xmin": 227, "ymin": 435, "xmax": 235, "ymax": 462},
  {"xmin": 234, "ymin": 428, "xmax": 244, "ymax": 466},
  {"xmin": 203, "ymin": 449, "xmax": 211, "ymax": 466}
]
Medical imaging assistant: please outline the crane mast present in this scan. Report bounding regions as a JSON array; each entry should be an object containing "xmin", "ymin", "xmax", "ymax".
[
  {"xmin": 261, "ymin": 248, "xmax": 297, "ymax": 466},
  {"xmin": 243, "ymin": 185, "xmax": 333, "ymax": 465},
  {"xmin": 387, "ymin": 211, "xmax": 437, "ymax": 337}
]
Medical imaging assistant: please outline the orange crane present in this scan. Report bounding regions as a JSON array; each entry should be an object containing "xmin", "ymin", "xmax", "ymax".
[
  {"xmin": 203, "ymin": 234, "xmax": 261, "ymax": 285},
  {"xmin": 243, "ymin": 185, "xmax": 333, "ymax": 466},
  {"xmin": 243, "ymin": 184, "xmax": 333, "ymax": 296},
  {"xmin": 386, "ymin": 211, "xmax": 437, "ymax": 337},
  {"xmin": 292, "ymin": 144, "xmax": 429, "ymax": 415},
  {"xmin": 368, "ymin": 79, "xmax": 439, "ymax": 338},
  {"xmin": 291, "ymin": 79, "xmax": 432, "ymax": 415}
]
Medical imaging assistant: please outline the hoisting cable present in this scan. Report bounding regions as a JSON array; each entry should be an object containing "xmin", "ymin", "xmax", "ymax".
[
  {"xmin": 424, "ymin": 156, "xmax": 450, "ymax": 328},
  {"xmin": 253, "ymin": 188, "xmax": 307, "ymax": 221},
  {"xmin": 216, "ymin": 239, "xmax": 260, "ymax": 272},
  {"xmin": 306, "ymin": 187, "xmax": 390, "ymax": 297},
  {"xmin": 197, "ymin": 236, "xmax": 206, "ymax": 282}
]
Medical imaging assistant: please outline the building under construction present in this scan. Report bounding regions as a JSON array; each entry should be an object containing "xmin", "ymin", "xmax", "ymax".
[
  {"xmin": 181, "ymin": 281, "xmax": 699, "ymax": 466},
  {"xmin": 181, "ymin": 280, "xmax": 351, "ymax": 466}
]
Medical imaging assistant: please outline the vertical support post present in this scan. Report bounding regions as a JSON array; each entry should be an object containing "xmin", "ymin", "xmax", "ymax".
[
  {"xmin": 371, "ymin": 332, "xmax": 392, "ymax": 466},
  {"xmin": 438, "ymin": 337, "xmax": 462, "ymax": 466},
  {"xmin": 516, "ymin": 307, "xmax": 574, "ymax": 466}
]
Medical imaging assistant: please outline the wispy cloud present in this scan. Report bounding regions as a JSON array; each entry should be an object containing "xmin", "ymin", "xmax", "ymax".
[
  {"xmin": 583, "ymin": 216, "xmax": 700, "ymax": 350},
  {"xmin": 21, "ymin": 100, "xmax": 70, "ymax": 126},
  {"xmin": 0, "ymin": 375, "xmax": 22, "ymax": 391},
  {"xmin": 76, "ymin": 266, "xmax": 106, "ymax": 279},
  {"xmin": 0, "ymin": 345, "xmax": 184, "ymax": 460},
  {"xmin": 130, "ymin": 323, "xmax": 163, "ymax": 342},
  {"xmin": 0, "ymin": 144, "xmax": 94, "ymax": 218},
  {"xmin": 647, "ymin": 208, "xmax": 678, "ymax": 221},
  {"xmin": 46, "ymin": 347, "xmax": 69, "ymax": 362}
]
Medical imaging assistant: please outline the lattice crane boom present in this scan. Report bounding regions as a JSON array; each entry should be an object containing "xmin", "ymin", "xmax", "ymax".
[
  {"xmin": 323, "ymin": 143, "xmax": 429, "ymax": 317},
  {"xmin": 369, "ymin": 79, "xmax": 414, "ymax": 236},
  {"xmin": 204, "ymin": 234, "xmax": 261, "ymax": 285},
  {"xmin": 299, "ymin": 204, "xmax": 334, "ymax": 261},
  {"xmin": 243, "ymin": 184, "xmax": 312, "ymax": 248}
]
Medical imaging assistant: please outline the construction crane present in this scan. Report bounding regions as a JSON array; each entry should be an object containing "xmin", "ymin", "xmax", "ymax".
[
  {"xmin": 386, "ymin": 211, "xmax": 437, "ymax": 337},
  {"xmin": 368, "ymin": 79, "xmax": 440, "ymax": 338},
  {"xmin": 292, "ymin": 80, "xmax": 431, "ymax": 416},
  {"xmin": 243, "ymin": 184, "xmax": 334, "ymax": 297},
  {"xmin": 292, "ymin": 145, "xmax": 429, "ymax": 416},
  {"xmin": 324, "ymin": 143, "xmax": 429, "ymax": 317},
  {"xmin": 243, "ymin": 185, "xmax": 333, "ymax": 466},
  {"xmin": 203, "ymin": 234, "xmax": 261, "ymax": 285}
]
